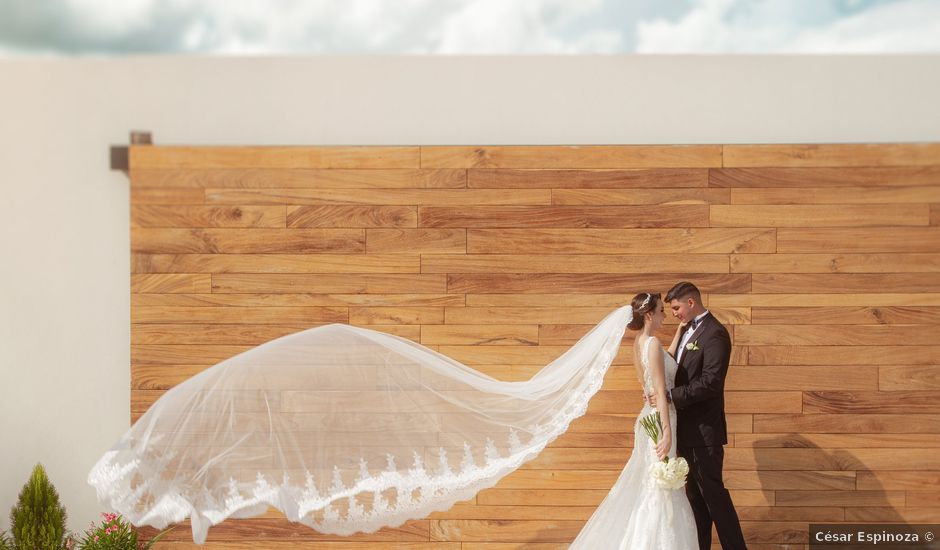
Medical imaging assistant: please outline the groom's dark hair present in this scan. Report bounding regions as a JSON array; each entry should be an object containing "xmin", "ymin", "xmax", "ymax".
[{"xmin": 666, "ymin": 281, "xmax": 701, "ymax": 304}]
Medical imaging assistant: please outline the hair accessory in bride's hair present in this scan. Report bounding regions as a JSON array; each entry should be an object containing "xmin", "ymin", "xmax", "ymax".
[{"xmin": 639, "ymin": 293, "xmax": 652, "ymax": 310}]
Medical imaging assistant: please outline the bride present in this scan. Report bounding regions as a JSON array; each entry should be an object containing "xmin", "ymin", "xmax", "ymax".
[
  {"xmin": 568, "ymin": 292, "xmax": 698, "ymax": 549},
  {"xmin": 89, "ymin": 295, "xmax": 696, "ymax": 544}
]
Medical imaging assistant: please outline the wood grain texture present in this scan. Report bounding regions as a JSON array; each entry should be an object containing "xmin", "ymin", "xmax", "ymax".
[
  {"xmin": 131, "ymin": 168, "xmax": 466, "ymax": 188},
  {"xmin": 446, "ymin": 273, "xmax": 751, "ymax": 295},
  {"xmin": 131, "ymin": 228, "xmax": 366, "ymax": 254},
  {"xmin": 131, "ymin": 293, "xmax": 465, "ymax": 307},
  {"xmin": 722, "ymin": 144, "xmax": 940, "ymax": 167},
  {"xmin": 209, "ymin": 274, "xmax": 448, "ymax": 294},
  {"xmin": 468, "ymin": 168, "xmax": 707, "ymax": 188},
  {"xmin": 729, "ymin": 185, "xmax": 940, "ymax": 204},
  {"xmin": 131, "ymin": 205, "xmax": 287, "ymax": 228},
  {"xmin": 128, "ymin": 143, "xmax": 940, "ymax": 547},
  {"xmin": 287, "ymin": 205, "xmax": 417, "ymax": 228},
  {"xmin": 423, "ymin": 254, "xmax": 729, "ymax": 274},
  {"xmin": 731, "ymin": 254, "xmax": 940, "ymax": 273},
  {"xmin": 751, "ymin": 273, "xmax": 940, "ymax": 293},
  {"xmin": 418, "ymin": 205, "xmax": 709, "ymax": 228},
  {"xmin": 131, "ymin": 146, "xmax": 421, "ymax": 169},
  {"xmin": 750, "ymin": 306, "xmax": 940, "ymax": 324},
  {"xmin": 131, "ymin": 274, "xmax": 211, "ymax": 294},
  {"xmin": 710, "ymin": 166, "xmax": 940, "ymax": 187},
  {"xmin": 710, "ymin": 204, "xmax": 928, "ymax": 227},
  {"xmin": 777, "ymin": 227, "xmax": 940, "ymax": 253},
  {"xmin": 422, "ymin": 145, "xmax": 722, "ymax": 168},
  {"xmin": 205, "ymin": 188, "xmax": 552, "ymax": 206},
  {"xmin": 552, "ymin": 187, "xmax": 731, "ymax": 205},
  {"xmin": 467, "ymin": 228, "xmax": 776, "ymax": 254},
  {"xmin": 133, "ymin": 254, "xmax": 420, "ymax": 274}
]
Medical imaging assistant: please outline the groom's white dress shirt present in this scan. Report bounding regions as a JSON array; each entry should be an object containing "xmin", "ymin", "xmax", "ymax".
[
  {"xmin": 676, "ymin": 309, "xmax": 710, "ymax": 364},
  {"xmin": 668, "ymin": 309, "xmax": 710, "ymax": 404}
]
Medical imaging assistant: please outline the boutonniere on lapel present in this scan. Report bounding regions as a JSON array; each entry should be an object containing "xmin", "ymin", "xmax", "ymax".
[{"xmin": 685, "ymin": 340, "xmax": 700, "ymax": 352}]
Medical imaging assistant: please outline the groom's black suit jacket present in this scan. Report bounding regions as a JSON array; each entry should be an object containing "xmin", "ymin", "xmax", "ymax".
[{"xmin": 671, "ymin": 312, "xmax": 731, "ymax": 447}]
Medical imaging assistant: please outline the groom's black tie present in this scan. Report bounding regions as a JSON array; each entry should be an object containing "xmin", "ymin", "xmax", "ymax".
[{"xmin": 689, "ymin": 318, "xmax": 699, "ymax": 331}]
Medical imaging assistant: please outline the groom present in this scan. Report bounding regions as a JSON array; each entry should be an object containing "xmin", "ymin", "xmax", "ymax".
[{"xmin": 649, "ymin": 281, "xmax": 748, "ymax": 550}]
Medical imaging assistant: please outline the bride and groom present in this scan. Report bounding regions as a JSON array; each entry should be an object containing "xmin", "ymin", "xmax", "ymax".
[
  {"xmin": 89, "ymin": 280, "xmax": 748, "ymax": 546},
  {"xmin": 569, "ymin": 281, "xmax": 748, "ymax": 549}
]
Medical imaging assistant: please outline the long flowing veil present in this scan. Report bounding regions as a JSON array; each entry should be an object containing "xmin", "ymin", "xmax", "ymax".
[{"xmin": 88, "ymin": 305, "xmax": 633, "ymax": 543}]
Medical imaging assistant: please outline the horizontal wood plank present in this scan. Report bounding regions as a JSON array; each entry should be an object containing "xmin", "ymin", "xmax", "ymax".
[
  {"xmin": 879, "ymin": 365, "xmax": 940, "ymax": 391},
  {"xmin": 726, "ymin": 366, "xmax": 877, "ymax": 391},
  {"xmin": 710, "ymin": 166, "xmax": 940, "ymax": 187},
  {"xmin": 423, "ymin": 254, "xmax": 729, "ymax": 274},
  {"xmin": 287, "ymin": 206, "xmax": 417, "ymax": 228},
  {"xmin": 777, "ymin": 227, "xmax": 940, "ymax": 253},
  {"xmin": 750, "ymin": 306, "xmax": 940, "ymax": 324},
  {"xmin": 446, "ymin": 273, "xmax": 750, "ymax": 295},
  {"xmin": 748, "ymin": 346, "xmax": 940, "ymax": 366},
  {"xmin": 421, "ymin": 145, "xmax": 722, "ymax": 169},
  {"xmin": 131, "ymin": 274, "xmax": 211, "ymax": 293},
  {"xmin": 205, "ymin": 188, "xmax": 552, "ymax": 206},
  {"xmin": 736, "ymin": 324, "xmax": 936, "ymax": 345},
  {"xmin": 131, "ymin": 205, "xmax": 287, "ymax": 228},
  {"xmin": 803, "ymin": 391, "xmax": 940, "ymax": 414},
  {"xmin": 722, "ymin": 144, "xmax": 940, "ymax": 167},
  {"xmin": 366, "ymin": 229, "xmax": 466, "ymax": 254},
  {"xmin": 751, "ymin": 274, "xmax": 940, "ymax": 293},
  {"xmin": 420, "ymin": 325, "xmax": 540, "ymax": 346},
  {"xmin": 552, "ymin": 188, "xmax": 731, "ymax": 205},
  {"xmin": 467, "ymin": 228, "xmax": 775, "ymax": 254},
  {"xmin": 725, "ymin": 447, "xmax": 940, "ymax": 470},
  {"xmin": 131, "ymin": 146, "xmax": 421, "ymax": 169},
  {"xmin": 133, "ymin": 254, "xmax": 420, "ymax": 274},
  {"xmin": 753, "ymin": 414, "xmax": 940, "ymax": 434},
  {"xmin": 467, "ymin": 168, "xmax": 707, "ymax": 188},
  {"xmin": 711, "ymin": 204, "xmax": 928, "ymax": 227},
  {"xmin": 348, "ymin": 307, "xmax": 444, "ymax": 325},
  {"xmin": 730, "ymin": 185, "xmax": 940, "ymax": 204},
  {"xmin": 732, "ymin": 253, "xmax": 940, "ymax": 273},
  {"xmin": 710, "ymin": 293, "xmax": 940, "ymax": 307},
  {"xmin": 418, "ymin": 205, "xmax": 709, "ymax": 228},
  {"xmin": 132, "ymin": 293, "xmax": 464, "ymax": 307},
  {"xmin": 210, "ymin": 274, "xmax": 448, "ymax": 294},
  {"xmin": 131, "ymin": 168, "xmax": 466, "ymax": 188},
  {"xmin": 132, "ymin": 228, "xmax": 365, "ymax": 254}
]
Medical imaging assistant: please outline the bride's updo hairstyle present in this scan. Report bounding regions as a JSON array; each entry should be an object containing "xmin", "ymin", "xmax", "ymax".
[{"xmin": 627, "ymin": 292, "xmax": 660, "ymax": 331}]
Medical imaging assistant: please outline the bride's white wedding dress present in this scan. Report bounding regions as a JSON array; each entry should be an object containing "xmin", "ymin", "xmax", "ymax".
[{"xmin": 569, "ymin": 336, "xmax": 698, "ymax": 549}]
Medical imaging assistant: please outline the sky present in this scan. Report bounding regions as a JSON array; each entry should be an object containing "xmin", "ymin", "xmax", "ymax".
[{"xmin": 0, "ymin": 0, "xmax": 939, "ymax": 55}]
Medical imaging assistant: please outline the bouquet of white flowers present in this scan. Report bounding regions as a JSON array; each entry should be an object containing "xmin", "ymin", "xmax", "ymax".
[{"xmin": 639, "ymin": 410, "xmax": 689, "ymax": 490}]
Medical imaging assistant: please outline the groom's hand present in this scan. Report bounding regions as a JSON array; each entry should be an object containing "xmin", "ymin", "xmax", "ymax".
[{"xmin": 647, "ymin": 393, "xmax": 658, "ymax": 407}]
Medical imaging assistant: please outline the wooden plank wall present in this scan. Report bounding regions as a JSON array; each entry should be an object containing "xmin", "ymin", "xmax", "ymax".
[{"xmin": 129, "ymin": 143, "xmax": 940, "ymax": 550}]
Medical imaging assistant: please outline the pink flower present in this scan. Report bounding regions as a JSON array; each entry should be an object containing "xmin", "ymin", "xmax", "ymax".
[{"xmin": 94, "ymin": 535, "xmax": 100, "ymax": 542}]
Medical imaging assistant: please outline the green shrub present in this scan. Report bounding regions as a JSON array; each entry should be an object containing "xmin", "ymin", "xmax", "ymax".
[{"xmin": 9, "ymin": 464, "xmax": 68, "ymax": 550}]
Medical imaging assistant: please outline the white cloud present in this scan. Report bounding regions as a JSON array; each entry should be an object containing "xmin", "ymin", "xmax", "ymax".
[
  {"xmin": 1, "ymin": 0, "xmax": 939, "ymax": 54},
  {"xmin": 433, "ymin": 0, "xmax": 622, "ymax": 53},
  {"xmin": 0, "ymin": 0, "xmax": 625, "ymax": 55},
  {"xmin": 635, "ymin": 0, "xmax": 940, "ymax": 53}
]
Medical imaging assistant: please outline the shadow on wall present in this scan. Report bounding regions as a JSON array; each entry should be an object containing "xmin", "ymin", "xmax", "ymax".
[{"xmin": 746, "ymin": 434, "xmax": 907, "ymax": 547}]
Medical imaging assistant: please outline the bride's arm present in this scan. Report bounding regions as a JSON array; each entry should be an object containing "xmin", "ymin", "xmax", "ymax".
[
  {"xmin": 647, "ymin": 338, "xmax": 672, "ymax": 461},
  {"xmin": 667, "ymin": 321, "xmax": 686, "ymax": 358}
]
